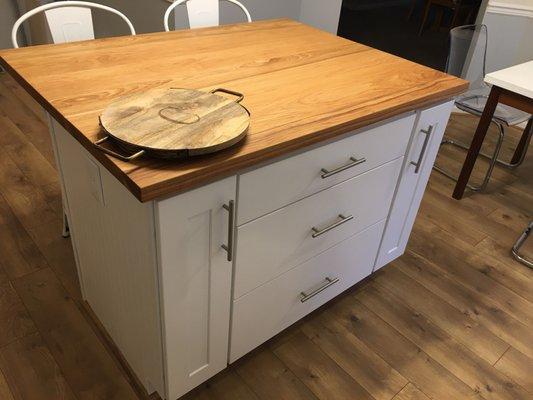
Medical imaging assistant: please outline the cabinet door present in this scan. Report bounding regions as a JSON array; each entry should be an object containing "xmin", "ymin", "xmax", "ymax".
[
  {"xmin": 156, "ymin": 177, "xmax": 236, "ymax": 400},
  {"xmin": 375, "ymin": 101, "xmax": 453, "ymax": 270}
]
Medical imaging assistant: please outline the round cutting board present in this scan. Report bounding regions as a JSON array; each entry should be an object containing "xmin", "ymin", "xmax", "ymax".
[{"xmin": 99, "ymin": 88, "xmax": 250, "ymax": 158}]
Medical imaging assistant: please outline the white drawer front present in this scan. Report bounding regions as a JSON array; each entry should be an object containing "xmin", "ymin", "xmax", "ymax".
[
  {"xmin": 237, "ymin": 114, "xmax": 415, "ymax": 225},
  {"xmin": 230, "ymin": 220, "xmax": 385, "ymax": 362},
  {"xmin": 234, "ymin": 157, "xmax": 402, "ymax": 299}
]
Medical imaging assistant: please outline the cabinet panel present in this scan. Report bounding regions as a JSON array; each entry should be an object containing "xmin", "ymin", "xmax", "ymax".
[
  {"xmin": 375, "ymin": 101, "xmax": 454, "ymax": 270},
  {"xmin": 53, "ymin": 120, "xmax": 164, "ymax": 395},
  {"xmin": 235, "ymin": 158, "xmax": 402, "ymax": 299},
  {"xmin": 156, "ymin": 177, "xmax": 236, "ymax": 400}
]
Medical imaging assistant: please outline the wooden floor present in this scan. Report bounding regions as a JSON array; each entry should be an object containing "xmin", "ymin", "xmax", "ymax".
[{"xmin": 0, "ymin": 71, "xmax": 531, "ymax": 400}]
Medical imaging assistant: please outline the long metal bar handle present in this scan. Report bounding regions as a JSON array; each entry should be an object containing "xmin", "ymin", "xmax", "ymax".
[
  {"xmin": 311, "ymin": 214, "xmax": 354, "ymax": 238},
  {"xmin": 410, "ymin": 125, "xmax": 433, "ymax": 174},
  {"xmin": 221, "ymin": 200, "xmax": 235, "ymax": 262},
  {"xmin": 210, "ymin": 88, "xmax": 244, "ymax": 103},
  {"xmin": 321, "ymin": 157, "xmax": 366, "ymax": 179},
  {"xmin": 93, "ymin": 136, "xmax": 145, "ymax": 161},
  {"xmin": 300, "ymin": 277, "xmax": 340, "ymax": 303}
]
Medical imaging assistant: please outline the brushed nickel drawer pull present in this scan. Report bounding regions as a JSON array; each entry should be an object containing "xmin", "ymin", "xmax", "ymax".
[
  {"xmin": 221, "ymin": 200, "xmax": 235, "ymax": 262},
  {"xmin": 311, "ymin": 214, "xmax": 354, "ymax": 238},
  {"xmin": 300, "ymin": 277, "xmax": 340, "ymax": 303},
  {"xmin": 410, "ymin": 125, "xmax": 433, "ymax": 174},
  {"xmin": 321, "ymin": 157, "xmax": 366, "ymax": 179}
]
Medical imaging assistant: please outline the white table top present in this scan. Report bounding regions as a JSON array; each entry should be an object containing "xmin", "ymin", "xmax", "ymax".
[{"xmin": 485, "ymin": 60, "xmax": 533, "ymax": 99}]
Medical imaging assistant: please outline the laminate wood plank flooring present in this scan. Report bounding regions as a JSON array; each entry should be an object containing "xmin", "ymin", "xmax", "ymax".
[{"xmin": 0, "ymin": 72, "xmax": 531, "ymax": 400}]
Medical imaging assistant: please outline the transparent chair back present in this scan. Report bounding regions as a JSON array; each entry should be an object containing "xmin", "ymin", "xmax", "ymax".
[
  {"xmin": 446, "ymin": 24, "xmax": 529, "ymax": 126},
  {"xmin": 434, "ymin": 23, "xmax": 531, "ymax": 193},
  {"xmin": 446, "ymin": 24, "xmax": 487, "ymax": 91}
]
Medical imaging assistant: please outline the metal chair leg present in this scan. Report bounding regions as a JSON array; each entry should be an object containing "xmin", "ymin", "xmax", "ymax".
[
  {"xmin": 512, "ymin": 222, "xmax": 533, "ymax": 269},
  {"xmin": 433, "ymin": 121, "xmax": 505, "ymax": 192},
  {"xmin": 62, "ymin": 212, "xmax": 70, "ymax": 238},
  {"xmin": 439, "ymin": 127, "xmax": 528, "ymax": 170}
]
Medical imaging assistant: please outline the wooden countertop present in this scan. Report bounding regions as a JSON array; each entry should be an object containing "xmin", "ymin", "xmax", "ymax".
[{"xmin": 0, "ymin": 19, "xmax": 467, "ymax": 202}]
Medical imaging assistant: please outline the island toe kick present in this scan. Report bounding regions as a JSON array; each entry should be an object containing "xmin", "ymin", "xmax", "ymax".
[{"xmin": 49, "ymin": 100, "xmax": 453, "ymax": 399}]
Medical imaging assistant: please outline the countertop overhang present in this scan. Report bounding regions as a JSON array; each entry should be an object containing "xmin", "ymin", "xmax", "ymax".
[{"xmin": 0, "ymin": 19, "xmax": 468, "ymax": 202}]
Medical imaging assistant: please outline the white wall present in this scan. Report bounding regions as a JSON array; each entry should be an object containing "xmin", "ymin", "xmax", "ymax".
[
  {"xmin": 482, "ymin": 0, "xmax": 533, "ymax": 72},
  {"xmin": 92, "ymin": 0, "xmax": 302, "ymax": 36},
  {"xmin": 3, "ymin": 0, "xmax": 344, "ymax": 47},
  {"xmin": 0, "ymin": 0, "xmax": 20, "ymax": 48},
  {"xmin": 93, "ymin": 0, "xmax": 344, "ymax": 37},
  {"xmin": 299, "ymin": 0, "xmax": 343, "ymax": 34}
]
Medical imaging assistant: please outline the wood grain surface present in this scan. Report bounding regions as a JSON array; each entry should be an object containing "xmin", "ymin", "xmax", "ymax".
[
  {"xmin": 0, "ymin": 19, "xmax": 467, "ymax": 201},
  {"xmin": 100, "ymin": 88, "xmax": 249, "ymax": 157}
]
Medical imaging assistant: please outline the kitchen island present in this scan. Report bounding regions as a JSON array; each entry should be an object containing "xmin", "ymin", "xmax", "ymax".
[{"xmin": 0, "ymin": 19, "xmax": 467, "ymax": 400}]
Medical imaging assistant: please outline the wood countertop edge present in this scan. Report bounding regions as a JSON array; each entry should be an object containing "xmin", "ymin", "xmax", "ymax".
[
  {"xmin": 0, "ymin": 52, "xmax": 468, "ymax": 204},
  {"xmin": 0, "ymin": 58, "xmax": 144, "ymax": 201},
  {"xmin": 139, "ymin": 83, "xmax": 467, "ymax": 202}
]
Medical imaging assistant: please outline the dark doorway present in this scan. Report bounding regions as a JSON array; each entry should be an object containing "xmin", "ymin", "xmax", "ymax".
[{"xmin": 337, "ymin": 0, "xmax": 482, "ymax": 71}]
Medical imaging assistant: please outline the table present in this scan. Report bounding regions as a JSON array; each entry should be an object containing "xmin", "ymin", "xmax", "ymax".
[
  {"xmin": 0, "ymin": 20, "xmax": 467, "ymax": 399},
  {"xmin": 453, "ymin": 60, "xmax": 533, "ymax": 199},
  {"xmin": 0, "ymin": 18, "xmax": 466, "ymax": 201}
]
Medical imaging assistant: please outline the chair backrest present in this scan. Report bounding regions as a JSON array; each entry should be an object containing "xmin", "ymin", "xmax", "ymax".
[
  {"xmin": 445, "ymin": 24, "xmax": 488, "ymax": 89},
  {"xmin": 12, "ymin": 1, "xmax": 135, "ymax": 48},
  {"xmin": 164, "ymin": 0, "xmax": 252, "ymax": 31}
]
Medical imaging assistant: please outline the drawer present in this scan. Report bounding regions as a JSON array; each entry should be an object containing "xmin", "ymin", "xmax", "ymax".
[
  {"xmin": 237, "ymin": 114, "xmax": 415, "ymax": 225},
  {"xmin": 234, "ymin": 157, "xmax": 402, "ymax": 299},
  {"xmin": 230, "ymin": 220, "xmax": 385, "ymax": 362}
]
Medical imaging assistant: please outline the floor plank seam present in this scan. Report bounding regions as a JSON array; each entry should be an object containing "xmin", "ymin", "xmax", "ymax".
[
  {"xmin": 406, "ymin": 246, "xmax": 533, "ymax": 322},
  {"xmin": 350, "ymin": 294, "xmax": 487, "ymax": 399},
  {"xmin": 492, "ymin": 345, "xmax": 511, "ymax": 367}
]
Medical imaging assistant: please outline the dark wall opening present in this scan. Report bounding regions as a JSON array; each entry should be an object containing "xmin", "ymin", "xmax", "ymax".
[{"xmin": 337, "ymin": 0, "xmax": 483, "ymax": 71}]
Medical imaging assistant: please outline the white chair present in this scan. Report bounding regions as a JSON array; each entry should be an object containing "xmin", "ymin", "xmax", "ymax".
[
  {"xmin": 163, "ymin": 0, "xmax": 251, "ymax": 31},
  {"xmin": 11, "ymin": 1, "xmax": 135, "ymax": 238},
  {"xmin": 11, "ymin": 0, "xmax": 136, "ymax": 48}
]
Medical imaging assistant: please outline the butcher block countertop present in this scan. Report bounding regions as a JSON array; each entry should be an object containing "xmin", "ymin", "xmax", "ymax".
[{"xmin": 0, "ymin": 19, "xmax": 467, "ymax": 202}]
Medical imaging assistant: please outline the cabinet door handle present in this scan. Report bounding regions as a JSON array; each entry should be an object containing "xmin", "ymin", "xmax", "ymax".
[
  {"xmin": 311, "ymin": 214, "xmax": 354, "ymax": 238},
  {"xmin": 410, "ymin": 125, "xmax": 433, "ymax": 174},
  {"xmin": 300, "ymin": 277, "xmax": 340, "ymax": 303},
  {"xmin": 321, "ymin": 157, "xmax": 366, "ymax": 179},
  {"xmin": 221, "ymin": 200, "xmax": 235, "ymax": 262}
]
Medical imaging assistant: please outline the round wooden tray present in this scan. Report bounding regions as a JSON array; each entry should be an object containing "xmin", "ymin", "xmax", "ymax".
[{"xmin": 96, "ymin": 88, "xmax": 250, "ymax": 161}]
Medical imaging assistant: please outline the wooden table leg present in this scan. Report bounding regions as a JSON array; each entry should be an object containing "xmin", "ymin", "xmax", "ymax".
[
  {"xmin": 452, "ymin": 86, "xmax": 501, "ymax": 199},
  {"xmin": 510, "ymin": 118, "xmax": 532, "ymax": 164}
]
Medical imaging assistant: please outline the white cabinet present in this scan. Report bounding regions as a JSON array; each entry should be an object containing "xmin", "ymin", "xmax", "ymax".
[
  {"xmin": 234, "ymin": 158, "xmax": 403, "ymax": 299},
  {"xmin": 238, "ymin": 115, "xmax": 414, "ymax": 225},
  {"xmin": 156, "ymin": 177, "xmax": 236, "ymax": 400},
  {"xmin": 53, "ymin": 100, "xmax": 454, "ymax": 400},
  {"xmin": 375, "ymin": 101, "xmax": 454, "ymax": 270},
  {"xmin": 230, "ymin": 220, "xmax": 386, "ymax": 362}
]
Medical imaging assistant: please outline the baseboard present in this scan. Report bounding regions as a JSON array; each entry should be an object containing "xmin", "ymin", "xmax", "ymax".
[{"xmin": 486, "ymin": 1, "xmax": 533, "ymax": 17}]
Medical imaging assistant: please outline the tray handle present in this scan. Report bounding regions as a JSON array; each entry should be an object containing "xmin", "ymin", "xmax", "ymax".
[
  {"xmin": 210, "ymin": 88, "xmax": 244, "ymax": 103},
  {"xmin": 94, "ymin": 136, "xmax": 145, "ymax": 161}
]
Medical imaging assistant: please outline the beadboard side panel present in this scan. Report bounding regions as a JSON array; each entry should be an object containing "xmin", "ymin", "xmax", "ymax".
[{"xmin": 52, "ymin": 119, "xmax": 164, "ymax": 395}]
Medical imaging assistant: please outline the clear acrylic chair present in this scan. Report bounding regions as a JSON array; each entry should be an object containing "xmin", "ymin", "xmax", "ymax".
[
  {"xmin": 164, "ymin": 0, "xmax": 252, "ymax": 31},
  {"xmin": 433, "ymin": 24, "xmax": 532, "ymax": 192},
  {"xmin": 11, "ymin": 1, "xmax": 135, "ymax": 237}
]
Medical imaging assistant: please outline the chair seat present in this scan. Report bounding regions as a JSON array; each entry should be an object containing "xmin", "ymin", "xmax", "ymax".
[{"xmin": 455, "ymin": 86, "xmax": 531, "ymax": 126}]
